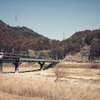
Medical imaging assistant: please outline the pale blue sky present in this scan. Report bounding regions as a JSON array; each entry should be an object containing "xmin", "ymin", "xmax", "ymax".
[{"xmin": 0, "ymin": 0, "xmax": 100, "ymax": 40}]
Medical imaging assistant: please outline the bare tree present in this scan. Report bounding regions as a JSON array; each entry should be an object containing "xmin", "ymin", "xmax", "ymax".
[{"xmin": 53, "ymin": 67, "xmax": 66, "ymax": 82}]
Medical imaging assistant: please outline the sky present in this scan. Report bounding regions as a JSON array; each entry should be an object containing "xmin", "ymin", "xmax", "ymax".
[{"xmin": 0, "ymin": 0, "xmax": 100, "ymax": 40}]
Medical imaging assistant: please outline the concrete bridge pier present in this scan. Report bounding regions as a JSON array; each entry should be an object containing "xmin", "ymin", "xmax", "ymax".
[
  {"xmin": 0, "ymin": 62, "xmax": 2, "ymax": 74},
  {"xmin": 38, "ymin": 61, "xmax": 45, "ymax": 70},
  {"xmin": 13, "ymin": 61, "xmax": 21, "ymax": 73}
]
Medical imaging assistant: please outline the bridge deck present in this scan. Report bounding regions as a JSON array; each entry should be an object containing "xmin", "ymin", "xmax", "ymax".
[
  {"xmin": 0, "ymin": 58, "xmax": 59, "ymax": 63},
  {"xmin": 19, "ymin": 57, "xmax": 59, "ymax": 62},
  {"xmin": 0, "ymin": 57, "xmax": 59, "ymax": 73}
]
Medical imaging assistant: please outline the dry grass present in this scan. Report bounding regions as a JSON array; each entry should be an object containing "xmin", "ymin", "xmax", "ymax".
[
  {"xmin": 0, "ymin": 62, "xmax": 100, "ymax": 100},
  {"xmin": 0, "ymin": 91, "xmax": 42, "ymax": 100},
  {"xmin": 0, "ymin": 73, "xmax": 100, "ymax": 100},
  {"xmin": 2, "ymin": 63, "xmax": 40, "ymax": 73},
  {"xmin": 53, "ymin": 67, "xmax": 67, "ymax": 82},
  {"xmin": 0, "ymin": 75, "xmax": 66, "ymax": 100}
]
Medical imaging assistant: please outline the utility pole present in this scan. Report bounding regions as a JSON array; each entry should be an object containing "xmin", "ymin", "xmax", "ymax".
[
  {"xmin": 15, "ymin": 14, "xmax": 17, "ymax": 21},
  {"xmin": 63, "ymin": 32, "xmax": 65, "ymax": 40},
  {"xmin": 15, "ymin": 14, "xmax": 17, "ymax": 27}
]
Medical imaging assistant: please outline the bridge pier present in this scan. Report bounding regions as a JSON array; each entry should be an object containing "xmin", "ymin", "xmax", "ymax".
[
  {"xmin": 38, "ymin": 61, "xmax": 45, "ymax": 70},
  {"xmin": 13, "ymin": 61, "xmax": 21, "ymax": 73},
  {"xmin": 0, "ymin": 62, "xmax": 2, "ymax": 74}
]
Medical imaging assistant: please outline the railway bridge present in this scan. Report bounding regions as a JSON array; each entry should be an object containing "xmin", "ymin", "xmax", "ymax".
[{"xmin": 0, "ymin": 57, "xmax": 59, "ymax": 73}]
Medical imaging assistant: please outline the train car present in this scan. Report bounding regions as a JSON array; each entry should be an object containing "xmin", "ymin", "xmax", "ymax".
[
  {"xmin": 4, "ymin": 53, "xmax": 20, "ymax": 60},
  {"xmin": 0, "ymin": 52, "xmax": 20, "ymax": 60},
  {"xmin": 0, "ymin": 52, "xmax": 34, "ymax": 60}
]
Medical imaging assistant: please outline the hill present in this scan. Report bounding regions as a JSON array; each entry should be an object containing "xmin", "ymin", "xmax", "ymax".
[
  {"xmin": 0, "ymin": 20, "xmax": 51, "ymax": 53},
  {"xmin": 51, "ymin": 30, "xmax": 100, "ymax": 60},
  {"xmin": 0, "ymin": 19, "xmax": 100, "ymax": 60},
  {"xmin": 58, "ymin": 30, "xmax": 100, "ymax": 60}
]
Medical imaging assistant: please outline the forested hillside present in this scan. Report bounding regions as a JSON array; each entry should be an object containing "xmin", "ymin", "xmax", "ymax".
[
  {"xmin": 58, "ymin": 30, "xmax": 100, "ymax": 59},
  {"xmin": 0, "ymin": 20, "xmax": 51, "ymax": 53},
  {"xmin": 0, "ymin": 20, "xmax": 100, "ymax": 60}
]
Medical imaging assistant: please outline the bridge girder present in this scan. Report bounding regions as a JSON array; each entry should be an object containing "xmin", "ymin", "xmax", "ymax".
[{"xmin": 0, "ymin": 58, "xmax": 59, "ymax": 73}]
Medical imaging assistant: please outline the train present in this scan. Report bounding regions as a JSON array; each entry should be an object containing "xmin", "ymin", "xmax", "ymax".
[
  {"xmin": 0, "ymin": 52, "xmax": 21, "ymax": 60},
  {"xmin": 0, "ymin": 52, "xmax": 44, "ymax": 60}
]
